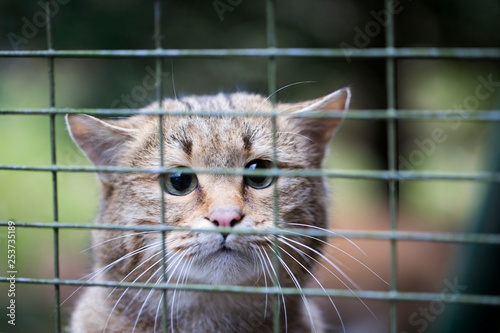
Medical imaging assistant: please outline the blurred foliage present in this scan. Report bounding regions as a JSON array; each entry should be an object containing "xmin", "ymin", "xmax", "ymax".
[{"xmin": 0, "ymin": 0, "xmax": 499, "ymax": 332}]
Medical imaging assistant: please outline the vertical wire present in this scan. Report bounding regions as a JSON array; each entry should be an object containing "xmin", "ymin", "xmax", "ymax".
[
  {"xmin": 45, "ymin": 1, "xmax": 60, "ymax": 332},
  {"xmin": 384, "ymin": 1, "xmax": 399, "ymax": 332},
  {"xmin": 153, "ymin": 1, "xmax": 168, "ymax": 332},
  {"xmin": 266, "ymin": 0, "xmax": 281, "ymax": 332}
]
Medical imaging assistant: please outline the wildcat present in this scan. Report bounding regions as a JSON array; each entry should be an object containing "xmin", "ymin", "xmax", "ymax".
[{"xmin": 66, "ymin": 87, "xmax": 350, "ymax": 333}]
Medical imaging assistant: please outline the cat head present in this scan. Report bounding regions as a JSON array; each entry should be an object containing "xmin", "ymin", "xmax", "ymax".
[{"xmin": 67, "ymin": 88, "xmax": 350, "ymax": 285}]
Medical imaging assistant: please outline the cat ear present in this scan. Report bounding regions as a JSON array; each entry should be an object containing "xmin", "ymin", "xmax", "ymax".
[
  {"xmin": 66, "ymin": 114, "xmax": 138, "ymax": 181},
  {"xmin": 287, "ymin": 87, "xmax": 351, "ymax": 145}
]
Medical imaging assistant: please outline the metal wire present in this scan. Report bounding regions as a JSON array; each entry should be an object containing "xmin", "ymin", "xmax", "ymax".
[
  {"xmin": 44, "ymin": 1, "xmax": 61, "ymax": 332},
  {"xmin": 2, "ymin": 108, "xmax": 500, "ymax": 121},
  {"xmin": 265, "ymin": 0, "xmax": 283, "ymax": 331},
  {"xmin": 152, "ymin": 1, "xmax": 169, "ymax": 332},
  {"xmin": 0, "ymin": 47, "xmax": 499, "ymax": 58},
  {"xmin": 1, "ymin": 165, "xmax": 499, "ymax": 183},
  {"xmin": 1, "ymin": 2, "xmax": 499, "ymax": 333},
  {"xmin": 383, "ymin": 1, "xmax": 398, "ymax": 331},
  {"xmin": 1, "ymin": 276, "xmax": 500, "ymax": 306},
  {"xmin": 2, "ymin": 220, "xmax": 500, "ymax": 245}
]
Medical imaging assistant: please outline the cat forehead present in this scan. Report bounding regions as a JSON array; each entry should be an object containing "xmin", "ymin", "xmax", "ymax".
[
  {"xmin": 159, "ymin": 92, "xmax": 274, "ymax": 143},
  {"xmin": 157, "ymin": 115, "xmax": 273, "ymax": 168},
  {"xmin": 159, "ymin": 92, "xmax": 272, "ymax": 113},
  {"xmin": 142, "ymin": 94, "xmax": 275, "ymax": 166},
  {"xmin": 130, "ymin": 111, "xmax": 303, "ymax": 171}
]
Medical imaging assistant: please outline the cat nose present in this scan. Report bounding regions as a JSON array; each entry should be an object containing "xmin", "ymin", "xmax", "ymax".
[{"xmin": 209, "ymin": 208, "xmax": 242, "ymax": 228}]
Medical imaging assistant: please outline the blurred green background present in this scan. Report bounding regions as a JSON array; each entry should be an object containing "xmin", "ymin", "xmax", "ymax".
[{"xmin": 0, "ymin": 0, "xmax": 499, "ymax": 332}]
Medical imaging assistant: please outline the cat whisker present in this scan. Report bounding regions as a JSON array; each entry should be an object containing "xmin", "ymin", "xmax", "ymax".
[
  {"xmin": 253, "ymin": 246, "xmax": 270, "ymax": 320},
  {"xmin": 254, "ymin": 81, "xmax": 315, "ymax": 116},
  {"xmin": 279, "ymin": 235, "xmax": 359, "ymax": 290},
  {"xmin": 61, "ymin": 241, "xmax": 163, "ymax": 307},
  {"xmin": 253, "ymin": 103, "xmax": 308, "ymax": 130},
  {"xmin": 105, "ymin": 245, "xmax": 181, "ymax": 332},
  {"xmin": 277, "ymin": 229, "xmax": 357, "ymax": 286},
  {"xmin": 248, "ymin": 81, "xmax": 315, "ymax": 144},
  {"xmin": 280, "ymin": 223, "xmax": 389, "ymax": 286},
  {"xmin": 104, "ymin": 252, "xmax": 167, "ymax": 332},
  {"xmin": 122, "ymin": 250, "xmax": 182, "ymax": 315},
  {"xmin": 153, "ymin": 282, "xmax": 164, "ymax": 333},
  {"xmin": 247, "ymin": 104, "xmax": 301, "ymax": 146},
  {"xmin": 267, "ymin": 244, "xmax": 317, "ymax": 333},
  {"xmin": 103, "ymin": 241, "xmax": 166, "ymax": 304},
  {"xmin": 153, "ymin": 252, "xmax": 191, "ymax": 333},
  {"xmin": 169, "ymin": 253, "xmax": 193, "ymax": 333},
  {"xmin": 132, "ymin": 250, "xmax": 190, "ymax": 333},
  {"xmin": 93, "ymin": 242, "xmax": 164, "ymax": 279},
  {"xmin": 153, "ymin": 251, "xmax": 192, "ymax": 333},
  {"xmin": 279, "ymin": 236, "xmax": 378, "ymax": 322},
  {"xmin": 280, "ymin": 222, "xmax": 366, "ymax": 255},
  {"xmin": 174, "ymin": 256, "xmax": 196, "ymax": 332},
  {"xmin": 170, "ymin": 59, "xmax": 178, "ymax": 101},
  {"xmin": 152, "ymin": 274, "xmax": 167, "ymax": 333},
  {"xmin": 80, "ymin": 231, "xmax": 158, "ymax": 253},
  {"xmin": 260, "ymin": 245, "xmax": 288, "ymax": 333},
  {"xmin": 153, "ymin": 252, "xmax": 184, "ymax": 333},
  {"xmin": 261, "ymin": 131, "xmax": 316, "ymax": 144},
  {"xmin": 279, "ymin": 232, "xmax": 351, "ymax": 273},
  {"xmin": 273, "ymin": 244, "xmax": 349, "ymax": 333},
  {"xmin": 131, "ymin": 266, "xmax": 168, "ymax": 333}
]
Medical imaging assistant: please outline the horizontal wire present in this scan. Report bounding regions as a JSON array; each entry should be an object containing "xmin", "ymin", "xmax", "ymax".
[
  {"xmin": 2, "ymin": 45, "xmax": 499, "ymax": 312},
  {"xmin": 0, "ymin": 47, "xmax": 499, "ymax": 59},
  {"xmin": 1, "ymin": 165, "xmax": 499, "ymax": 182},
  {"xmin": 0, "ymin": 276, "xmax": 499, "ymax": 305},
  {"xmin": 2, "ymin": 108, "xmax": 500, "ymax": 121},
  {"xmin": 2, "ymin": 220, "xmax": 500, "ymax": 245}
]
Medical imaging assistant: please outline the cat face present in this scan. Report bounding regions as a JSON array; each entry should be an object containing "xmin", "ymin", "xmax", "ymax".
[{"xmin": 67, "ymin": 89, "xmax": 350, "ymax": 287}]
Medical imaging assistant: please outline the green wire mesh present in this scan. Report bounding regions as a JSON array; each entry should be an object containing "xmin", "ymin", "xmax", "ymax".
[{"xmin": 1, "ymin": 1, "xmax": 500, "ymax": 333}]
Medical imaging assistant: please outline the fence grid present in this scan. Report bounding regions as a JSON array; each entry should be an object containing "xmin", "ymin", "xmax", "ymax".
[{"xmin": 1, "ymin": 1, "xmax": 499, "ymax": 333}]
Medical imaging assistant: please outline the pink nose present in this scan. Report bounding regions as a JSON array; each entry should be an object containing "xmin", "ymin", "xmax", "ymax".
[{"xmin": 209, "ymin": 208, "xmax": 242, "ymax": 228}]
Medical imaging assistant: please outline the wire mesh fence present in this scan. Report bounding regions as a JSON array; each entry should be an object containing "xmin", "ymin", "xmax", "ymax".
[{"xmin": 1, "ymin": 0, "xmax": 500, "ymax": 332}]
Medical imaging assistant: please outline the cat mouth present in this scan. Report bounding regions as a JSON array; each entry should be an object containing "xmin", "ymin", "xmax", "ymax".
[
  {"xmin": 214, "ymin": 237, "xmax": 241, "ymax": 255},
  {"xmin": 219, "ymin": 238, "xmax": 233, "ymax": 252},
  {"xmin": 204, "ymin": 233, "xmax": 247, "ymax": 257},
  {"xmin": 205, "ymin": 243, "xmax": 239, "ymax": 261},
  {"xmin": 219, "ymin": 245, "xmax": 232, "ymax": 252},
  {"xmin": 219, "ymin": 233, "xmax": 233, "ymax": 251}
]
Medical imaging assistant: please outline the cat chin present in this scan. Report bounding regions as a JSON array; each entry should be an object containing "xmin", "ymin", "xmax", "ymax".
[{"xmin": 184, "ymin": 251, "xmax": 262, "ymax": 286}]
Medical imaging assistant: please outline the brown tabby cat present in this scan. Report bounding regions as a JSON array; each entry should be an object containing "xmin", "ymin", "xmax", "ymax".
[{"xmin": 66, "ymin": 87, "xmax": 350, "ymax": 333}]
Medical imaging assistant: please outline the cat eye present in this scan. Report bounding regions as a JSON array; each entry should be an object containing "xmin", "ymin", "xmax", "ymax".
[
  {"xmin": 244, "ymin": 160, "xmax": 276, "ymax": 189},
  {"xmin": 162, "ymin": 168, "xmax": 198, "ymax": 196}
]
